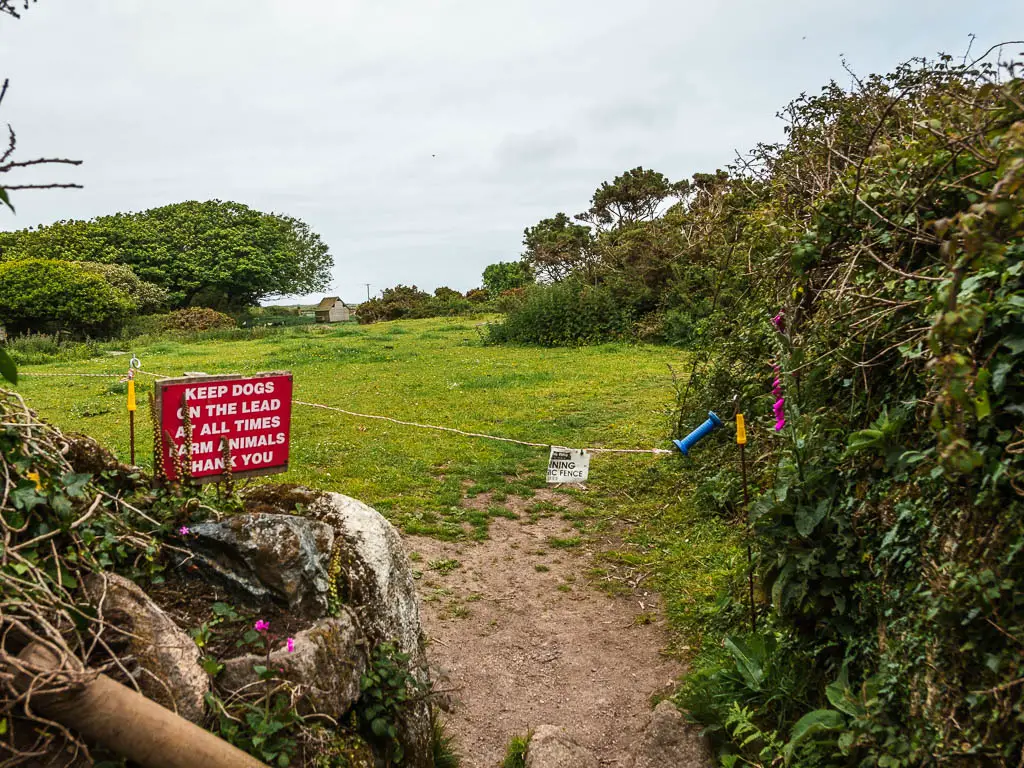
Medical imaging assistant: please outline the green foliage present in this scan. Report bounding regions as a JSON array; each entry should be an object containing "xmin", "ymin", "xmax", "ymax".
[
  {"xmin": 357, "ymin": 641, "xmax": 426, "ymax": 764},
  {"xmin": 482, "ymin": 260, "xmax": 533, "ymax": 296},
  {"xmin": 502, "ymin": 732, "xmax": 531, "ymax": 768},
  {"xmin": 79, "ymin": 262, "xmax": 168, "ymax": 314},
  {"xmin": 0, "ymin": 258, "xmax": 137, "ymax": 335},
  {"xmin": 432, "ymin": 716, "xmax": 460, "ymax": 768},
  {"xmin": 0, "ymin": 348, "xmax": 15, "ymax": 385},
  {"xmin": 521, "ymin": 213, "xmax": 594, "ymax": 283},
  {"xmin": 357, "ymin": 284, "xmax": 475, "ymax": 324},
  {"xmin": 158, "ymin": 307, "xmax": 237, "ymax": 332},
  {"xmin": 212, "ymin": 691, "xmax": 302, "ymax": 767},
  {"xmin": 577, "ymin": 166, "xmax": 688, "ymax": 231},
  {"xmin": 0, "ymin": 200, "xmax": 332, "ymax": 309},
  {"xmin": 485, "ymin": 280, "xmax": 633, "ymax": 346},
  {"xmin": 671, "ymin": 51, "xmax": 1024, "ymax": 766}
]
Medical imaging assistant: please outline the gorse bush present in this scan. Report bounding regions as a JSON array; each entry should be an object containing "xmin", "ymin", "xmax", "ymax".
[
  {"xmin": 484, "ymin": 280, "xmax": 633, "ymax": 346},
  {"xmin": 664, "ymin": 51, "xmax": 1024, "ymax": 766}
]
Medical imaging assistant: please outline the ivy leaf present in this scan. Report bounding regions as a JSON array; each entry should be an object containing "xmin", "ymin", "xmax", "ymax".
[
  {"xmin": 61, "ymin": 472, "xmax": 92, "ymax": 499},
  {"xmin": 371, "ymin": 717, "xmax": 390, "ymax": 737},
  {"xmin": 11, "ymin": 484, "xmax": 46, "ymax": 512}
]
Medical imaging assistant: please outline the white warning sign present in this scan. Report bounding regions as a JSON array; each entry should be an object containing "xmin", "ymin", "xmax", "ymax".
[{"xmin": 546, "ymin": 447, "xmax": 590, "ymax": 484}]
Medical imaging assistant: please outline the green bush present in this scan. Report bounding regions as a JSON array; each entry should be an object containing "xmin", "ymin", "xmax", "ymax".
[
  {"xmin": 668, "ymin": 53, "xmax": 1024, "ymax": 766},
  {"xmin": 0, "ymin": 258, "xmax": 136, "ymax": 336},
  {"xmin": 158, "ymin": 308, "xmax": 237, "ymax": 332},
  {"xmin": 484, "ymin": 281, "xmax": 633, "ymax": 346},
  {"xmin": 79, "ymin": 262, "xmax": 168, "ymax": 314},
  {"xmin": 357, "ymin": 285, "xmax": 475, "ymax": 324}
]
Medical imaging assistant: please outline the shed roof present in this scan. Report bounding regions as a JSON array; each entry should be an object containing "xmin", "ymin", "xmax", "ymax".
[{"xmin": 316, "ymin": 296, "xmax": 343, "ymax": 310}]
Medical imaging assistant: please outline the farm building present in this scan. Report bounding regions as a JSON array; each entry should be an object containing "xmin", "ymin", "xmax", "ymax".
[{"xmin": 314, "ymin": 297, "xmax": 351, "ymax": 323}]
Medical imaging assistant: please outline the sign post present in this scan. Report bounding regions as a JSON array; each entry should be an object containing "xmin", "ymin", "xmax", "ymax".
[
  {"xmin": 546, "ymin": 447, "xmax": 590, "ymax": 484},
  {"xmin": 153, "ymin": 371, "xmax": 293, "ymax": 484}
]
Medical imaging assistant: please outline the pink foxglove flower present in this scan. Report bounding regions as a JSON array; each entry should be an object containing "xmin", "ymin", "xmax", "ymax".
[
  {"xmin": 178, "ymin": 526, "xmax": 190, "ymax": 535},
  {"xmin": 771, "ymin": 365, "xmax": 786, "ymax": 430},
  {"xmin": 254, "ymin": 619, "xmax": 270, "ymax": 633},
  {"xmin": 773, "ymin": 397, "xmax": 786, "ymax": 431},
  {"xmin": 286, "ymin": 637, "xmax": 295, "ymax": 653},
  {"xmin": 771, "ymin": 310, "xmax": 785, "ymax": 331}
]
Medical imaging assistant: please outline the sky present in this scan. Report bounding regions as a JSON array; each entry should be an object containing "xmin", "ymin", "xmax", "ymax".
[{"xmin": 1, "ymin": 1, "xmax": 1021, "ymax": 304}]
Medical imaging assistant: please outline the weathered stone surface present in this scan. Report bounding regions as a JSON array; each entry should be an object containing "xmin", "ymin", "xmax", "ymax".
[
  {"xmin": 307, "ymin": 492, "xmax": 432, "ymax": 768},
  {"xmin": 186, "ymin": 513, "xmax": 334, "ymax": 618},
  {"xmin": 219, "ymin": 613, "xmax": 366, "ymax": 718},
  {"xmin": 625, "ymin": 700, "xmax": 713, "ymax": 768},
  {"xmin": 525, "ymin": 725, "xmax": 599, "ymax": 768},
  {"xmin": 83, "ymin": 572, "xmax": 208, "ymax": 723}
]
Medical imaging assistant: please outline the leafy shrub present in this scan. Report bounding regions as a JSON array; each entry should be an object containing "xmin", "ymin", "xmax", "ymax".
[
  {"xmin": 669, "ymin": 52, "xmax": 1024, "ymax": 766},
  {"xmin": 0, "ymin": 258, "xmax": 136, "ymax": 336},
  {"xmin": 159, "ymin": 308, "xmax": 237, "ymax": 332},
  {"xmin": 79, "ymin": 262, "xmax": 168, "ymax": 314},
  {"xmin": 357, "ymin": 285, "xmax": 475, "ymax": 324},
  {"xmin": 482, "ymin": 260, "xmax": 533, "ymax": 296},
  {"xmin": 484, "ymin": 280, "xmax": 633, "ymax": 346}
]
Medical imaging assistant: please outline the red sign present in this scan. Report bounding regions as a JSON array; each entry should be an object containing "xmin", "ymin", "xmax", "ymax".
[{"xmin": 155, "ymin": 372, "xmax": 292, "ymax": 483}]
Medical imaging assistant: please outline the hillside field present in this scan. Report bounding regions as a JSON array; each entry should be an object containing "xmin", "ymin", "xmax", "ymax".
[{"xmin": 12, "ymin": 317, "xmax": 744, "ymax": 644}]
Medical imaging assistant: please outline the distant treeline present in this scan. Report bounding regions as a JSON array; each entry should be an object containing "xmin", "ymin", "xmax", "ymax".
[{"xmin": 0, "ymin": 200, "xmax": 331, "ymax": 336}]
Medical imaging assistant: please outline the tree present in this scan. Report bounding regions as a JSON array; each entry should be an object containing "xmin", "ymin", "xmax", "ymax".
[
  {"xmin": 482, "ymin": 260, "xmax": 533, "ymax": 296},
  {"xmin": 0, "ymin": 258, "xmax": 136, "ymax": 335},
  {"xmin": 521, "ymin": 213, "xmax": 594, "ymax": 283},
  {"xmin": 576, "ymin": 167, "xmax": 687, "ymax": 231},
  {"xmin": 0, "ymin": 200, "xmax": 333, "ymax": 308}
]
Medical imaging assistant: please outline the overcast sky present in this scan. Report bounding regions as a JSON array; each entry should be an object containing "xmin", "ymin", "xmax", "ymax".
[{"xmin": 1, "ymin": 2, "xmax": 1020, "ymax": 304}]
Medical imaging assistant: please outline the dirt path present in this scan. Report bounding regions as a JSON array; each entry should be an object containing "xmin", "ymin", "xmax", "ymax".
[{"xmin": 404, "ymin": 492, "xmax": 682, "ymax": 767}]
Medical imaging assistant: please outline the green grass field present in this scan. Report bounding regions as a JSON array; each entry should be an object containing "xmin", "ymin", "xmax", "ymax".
[{"xmin": 11, "ymin": 317, "xmax": 744, "ymax": 646}]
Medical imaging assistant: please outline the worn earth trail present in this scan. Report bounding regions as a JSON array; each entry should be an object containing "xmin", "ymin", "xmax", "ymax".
[{"xmin": 405, "ymin": 490, "xmax": 681, "ymax": 767}]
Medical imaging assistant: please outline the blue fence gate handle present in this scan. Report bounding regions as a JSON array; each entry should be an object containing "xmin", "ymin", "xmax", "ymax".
[{"xmin": 673, "ymin": 411, "xmax": 724, "ymax": 456}]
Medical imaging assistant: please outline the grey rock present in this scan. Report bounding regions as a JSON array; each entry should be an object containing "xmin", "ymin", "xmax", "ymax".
[
  {"xmin": 625, "ymin": 700, "xmax": 713, "ymax": 768},
  {"xmin": 186, "ymin": 513, "xmax": 334, "ymax": 618},
  {"xmin": 525, "ymin": 725, "xmax": 598, "ymax": 768},
  {"xmin": 308, "ymin": 492, "xmax": 432, "ymax": 768},
  {"xmin": 219, "ymin": 613, "xmax": 366, "ymax": 718},
  {"xmin": 83, "ymin": 572, "xmax": 208, "ymax": 723}
]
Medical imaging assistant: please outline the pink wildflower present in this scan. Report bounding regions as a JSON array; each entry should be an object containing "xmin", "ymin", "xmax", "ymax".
[
  {"xmin": 773, "ymin": 397, "xmax": 786, "ymax": 431},
  {"xmin": 178, "ymin": 526, "xmax": 190, "ymax": 535},
  {"xmin": 254, "ymin": 619, "xmax": 270, "ymax": 633},
  {"xmin": 771, "ymin": 366, "xmax": 786, "ymax": 431},
  {"xmin": 286, "ymin": 637, "xmax": 295, "ymax": 653},
  {"xmin": 771, "ymin": 310, "xmax": 785, "ymax": 331}
]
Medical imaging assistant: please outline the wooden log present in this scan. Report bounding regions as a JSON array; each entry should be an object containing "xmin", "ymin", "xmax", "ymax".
[{"xmin": 16, "ymin": 642, "xmax": 266, "ymax": 768}]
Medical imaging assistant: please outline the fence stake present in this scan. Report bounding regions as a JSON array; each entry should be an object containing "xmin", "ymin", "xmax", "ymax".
[
  {"xmin": 127, "ymin": 370, "xmax": 137, "ymax": 465},
  {"xmin": 736, "ymin": 410, "xmax": 756, "ymax": 633}
]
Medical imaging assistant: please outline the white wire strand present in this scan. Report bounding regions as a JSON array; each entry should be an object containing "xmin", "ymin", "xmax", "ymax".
[{"xmin": 16, "ymin": 371, "xmax": 676, "ymax": 455}]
